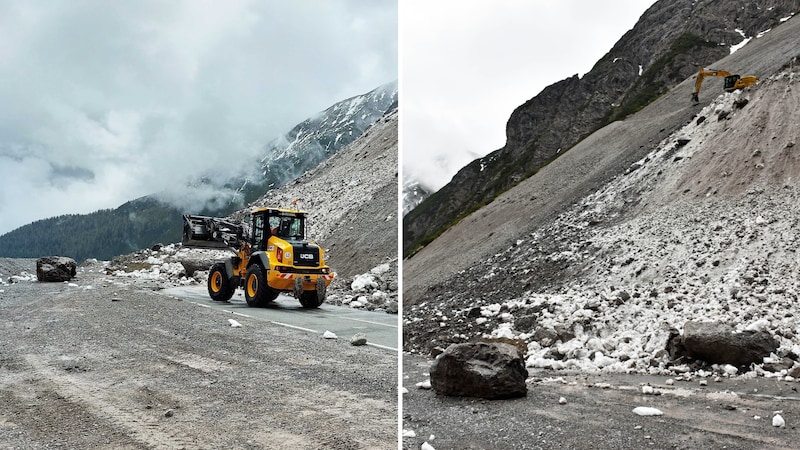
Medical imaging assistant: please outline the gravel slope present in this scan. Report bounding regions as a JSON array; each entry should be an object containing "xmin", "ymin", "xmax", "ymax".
[
  {"xmin": 404, "ymin": 63, "xmax": 800, "ymax": 371},
  {"xmin": 0, "ymin": 259, "xmax": 396, "ymax": 449},
  {"xmin": 403, "ymin": 15, "xmax": 800, "ymax": 305}
]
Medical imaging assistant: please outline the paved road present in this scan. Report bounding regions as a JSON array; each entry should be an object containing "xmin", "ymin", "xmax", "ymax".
[{"xmin": 160, "ymin": 285, "xmax": 398, "ymax": 352}]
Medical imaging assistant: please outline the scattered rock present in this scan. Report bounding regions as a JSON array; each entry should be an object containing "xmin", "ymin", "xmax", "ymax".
[
  {"xmin": 430, "ymin": 342, "xmax": 527, "ymax": 399},
  {"xmin": 733, "ymin": 98, "xmax": 749, "ymax": 109},
  {"xmin": 773, "ymin": 414, "xmax": 786, "ymax": 428},
  {"xmin": 179, "ymin": 258, "xmax": 211, "ymax": 278},
  {"xmin": 632, "ymin": 407, "xmax": 663, "ymax": 416},
  {"xmin": 164, "ymin": 409, "xmax": 174, "ymax": 418},
  {"xmin": 36, "ymin": 256, "xmax": 77, "ymax": 282},
  {"xmin": 680, "ymin": 321, "xmax": 778, "ymax": 367},
  {"xmin": 322, "ymin": 330, "xmax": 337, "ymax": 339},
  {"xmin": 763, "ymin": 357, "xmax": 794, "ymax": 372},
  {"xmin": 350, "ymin": 333, "xmax": 368, "ymax": 346}
]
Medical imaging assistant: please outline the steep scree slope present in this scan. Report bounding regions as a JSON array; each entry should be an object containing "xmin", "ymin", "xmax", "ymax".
[
  {"xmin": 404, "ymin": 0, "xmax": 799, "ymax": 257},
  {"xmin": 236, "ymin": 107, "xmax": 398, "ymax": 282},
  {"xmin": 404, "ymin": 12, "xmax": 800, "ymax": 305},
  {"xmin": 404, "ymin": 61, "xmax": 800, "ymax": 377}
]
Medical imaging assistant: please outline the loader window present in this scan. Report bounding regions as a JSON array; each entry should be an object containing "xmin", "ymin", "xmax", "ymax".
[
  {"xmin": 253, "ymin": 214, "xmax": 266, "ymax": 250},
  {"xmin": 271, "ymin": 215, "xmax": 304, "ymax": 240},
  {"xmin": 268, "ymin": 216, "xmax": 281, "ymax": 236}
]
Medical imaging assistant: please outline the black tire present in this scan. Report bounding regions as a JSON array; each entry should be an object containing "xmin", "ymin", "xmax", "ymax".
[
  {"xmin": 244, "ymin": 265, "xmax": 278, "ymax": 307},
  {"xmin": 207, "ymin": 263, "xmax": 235, "ymax": 301},
  {"xmin": 299, "ymin": 277, "xmax": 326, "ymax": 308}
]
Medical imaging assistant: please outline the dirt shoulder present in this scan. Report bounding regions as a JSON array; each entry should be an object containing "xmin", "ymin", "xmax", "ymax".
[
  {"xmin": 403, "ymin": 354, "xmax": 800, "ymax": 450},
  {"xmin": 0, "ymin": 260, "xmax": 397, "ymax": 449}
]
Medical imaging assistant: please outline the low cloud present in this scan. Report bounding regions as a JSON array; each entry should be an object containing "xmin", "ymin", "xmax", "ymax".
[{"xmin": 0, "ymin": 0, "xmax": 397, "ymax": 235}]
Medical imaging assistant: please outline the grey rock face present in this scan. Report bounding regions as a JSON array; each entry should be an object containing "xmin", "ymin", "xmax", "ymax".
[
  {"xmin": 681, "ymin": 321, "xmax": 779, "ymax": 367},
  {"xmin": 430, "ymin": 342, "xmax": 527, "ymax": 399},
  {"xmin": 36, "ymin": 256, "xmax": 77, "ymax": 282}
]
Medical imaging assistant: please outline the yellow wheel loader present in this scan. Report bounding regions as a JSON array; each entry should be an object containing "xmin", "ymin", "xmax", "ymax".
[
  {"xmin": 182, "ymin": 207, "xmax": 334, "ymax": 308},
  {"xmin": 691, "ymin": 68, "xmax": 758, "ymax": 102}
]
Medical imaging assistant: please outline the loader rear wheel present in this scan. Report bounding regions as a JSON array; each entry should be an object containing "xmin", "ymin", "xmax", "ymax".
[
  {"xmin": 244, "ymin": 266, "xmax": 278, "ymax": 307},
  {"xmin": 299, "ymin": 278, "xmax": 326, "ymax": 308},
  {"xmin": 208, "ymin": 263, "xmax": 235, "ymax": 301}
]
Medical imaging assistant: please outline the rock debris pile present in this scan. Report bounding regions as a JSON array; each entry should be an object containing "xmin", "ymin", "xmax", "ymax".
[{"xmin": 405, "ymin": 66, "xmax": 800, "ymax": 378}]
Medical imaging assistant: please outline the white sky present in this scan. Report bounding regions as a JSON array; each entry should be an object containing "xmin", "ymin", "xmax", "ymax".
[
  {"xmin": 0, "ymin": 0, "xmax": 397, "ymax": 235},
  {"xmin": 400, "ymin": 0, "xmax": 657, "ymax": 192}
]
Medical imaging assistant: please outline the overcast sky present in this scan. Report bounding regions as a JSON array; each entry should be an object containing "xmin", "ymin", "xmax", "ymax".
[
  {"xmin": 0, "ymin": 0, "xmax": 396, "ymax": 235},
  {"xmin": 401, "ymin": 0, "xmax": 657, "ymax": 192}
]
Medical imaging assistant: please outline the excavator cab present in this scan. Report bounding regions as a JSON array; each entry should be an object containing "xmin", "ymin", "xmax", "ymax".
[{"xmin": 723, "ymin": 74, "xmax": 740, "ymax": 91}]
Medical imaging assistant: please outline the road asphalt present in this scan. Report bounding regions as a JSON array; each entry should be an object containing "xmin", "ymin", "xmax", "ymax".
[{"xmin": 161, "ymin": 285, "xmax": 398, "ymax": 352}]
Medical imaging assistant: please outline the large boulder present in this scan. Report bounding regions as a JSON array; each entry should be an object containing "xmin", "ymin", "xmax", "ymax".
[
  {"xmin": 430, "ymin": 342, "xmax": 528, "ymax": 399},
  {"xmin": 179, "ymin": 258, "xmax": 212, "ymax": 278},
  {"xmin": 36, "ymin": 256, "xmax": 77, "ymax": 282},
  {"xmin": 681, "ymin": 321, "xmax": 779, "ymax": 367}
]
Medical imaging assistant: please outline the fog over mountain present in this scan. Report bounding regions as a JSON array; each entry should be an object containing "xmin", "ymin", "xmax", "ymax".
[{"xmin": 0, "ymin": 0, "xmax": 397, "ymax": 236}]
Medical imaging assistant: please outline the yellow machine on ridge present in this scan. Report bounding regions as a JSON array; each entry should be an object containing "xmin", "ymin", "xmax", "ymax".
[
  {"xmin": 692, "ymin": 68, "xmax": 758, "ymax": 102},
  {"xmin": 182, "ymin": 206, "xmax": 334, "ymax": 308}
]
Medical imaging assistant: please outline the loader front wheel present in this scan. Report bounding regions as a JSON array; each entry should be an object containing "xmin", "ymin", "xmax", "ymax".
[
  {"xmin": 299, "ymin": 278, "xmax": 326, "ymax": 308},
  {"xmin": 244, "ymin": 266, "xmax": 278, "ymax": 307},
  {"xmin": 208, "ymin": 263, "xmax": 235, "ymax": 301}
]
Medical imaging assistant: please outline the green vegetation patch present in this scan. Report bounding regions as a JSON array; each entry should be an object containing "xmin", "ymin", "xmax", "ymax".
[{"xmin": 607, "ymin": 32, "xmax": 716, "ymax": 123}]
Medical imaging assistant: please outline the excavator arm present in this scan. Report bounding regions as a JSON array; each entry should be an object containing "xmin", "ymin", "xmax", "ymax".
[
  {"xmin": 692, "ymin": 68, "xmax": 758, "ymax": 103},
  {"xmin": 692, "ymin": 69, "xmax": 731, "ymax": 102}
]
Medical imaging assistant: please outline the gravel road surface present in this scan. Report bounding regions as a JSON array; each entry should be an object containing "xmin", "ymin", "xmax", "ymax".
[{"xmin": 0, "ymin": 259, "xmax": 397, "ymax": 449}]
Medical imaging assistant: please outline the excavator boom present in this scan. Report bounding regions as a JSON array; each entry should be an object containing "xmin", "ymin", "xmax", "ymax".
[{"xmin": 692, "ymin": 68, "xmax": 757, "ymax": 102}]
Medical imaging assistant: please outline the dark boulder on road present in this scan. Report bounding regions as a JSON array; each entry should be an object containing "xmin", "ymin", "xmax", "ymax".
[
  {"xmin": 36, "ymin": 256, "xmax": 77, "ymax": 282},
  {"xmin": 430, "ymin": 342, "xmax": 527, "ymax": 399},
  {"xmin": 680, "ymin": 321, "xmax": 779, "ymax": 367}
]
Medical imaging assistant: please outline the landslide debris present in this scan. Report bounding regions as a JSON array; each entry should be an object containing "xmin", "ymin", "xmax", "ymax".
[{"xmin": 404, "ymin": 64, "xmax": 800, "ymax": 378}]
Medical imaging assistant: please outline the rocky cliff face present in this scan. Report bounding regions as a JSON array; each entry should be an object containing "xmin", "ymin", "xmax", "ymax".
[
  {"xmin": 236, "ymin": 81, "xmax": 398, "ymax": 206},
  {"xmin": 403, "ymin": 0, "xmax": 798, "ymax": 256}
]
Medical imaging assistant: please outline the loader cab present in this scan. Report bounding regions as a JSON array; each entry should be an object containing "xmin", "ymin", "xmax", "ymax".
[{"xmin": 249, "ymin": 208, "xmax": 307, "ymax": 250}]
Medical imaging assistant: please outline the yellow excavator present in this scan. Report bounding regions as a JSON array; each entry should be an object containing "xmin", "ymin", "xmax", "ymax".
[{"xmin": 691, "ymin": 68, "xmax": 758, "ymax": 102}]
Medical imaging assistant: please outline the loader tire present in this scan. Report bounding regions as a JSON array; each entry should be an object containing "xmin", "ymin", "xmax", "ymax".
[
  {"xmin": 299, "ymin": 277, "xmax": 326, "ymax": 308},
  {"xmin": 244, "ymin": 265, "xmax": 278, "ymax": 307},
  {"xmin": 208, "ymin": 263, "xmax": 235, "ymax": 301}
]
